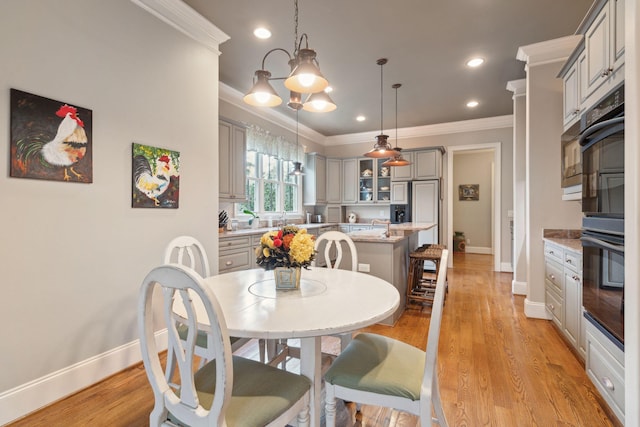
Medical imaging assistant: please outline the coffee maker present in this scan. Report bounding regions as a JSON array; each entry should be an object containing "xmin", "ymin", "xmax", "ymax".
[{"xmin": 390, "ymin": 204, "xmax": 411, "ymax": 223}]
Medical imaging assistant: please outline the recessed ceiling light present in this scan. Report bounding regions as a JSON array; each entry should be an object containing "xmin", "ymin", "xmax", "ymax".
[
  {"xmin": 356, "ymin": 115, "xmax": 366, "ymax": 122},
  {"xmin": 466, "ymin": 100, "xmax": 479, "ymax": 108},
  {"xmin": 466, "ymin": 57, "xmax": 484, "ymax": 68},
  {"xmin": 253, "ymin": 27, "xmax": 271, "ymax": 39}
]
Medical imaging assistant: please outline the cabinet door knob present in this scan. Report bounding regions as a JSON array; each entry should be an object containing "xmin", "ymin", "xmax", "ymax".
[
  {"xmin": 547, "ymin": 303, "xmax": 555, "ymax": 310},
  {"xmin": 601, "ymin": 376, "xmax": 615, "ymax": 391},
  {"xmin": 601, "ymin": 67, "xmax": 614, "ymax": 77},
  {"xmin": 225, "ymin": 261, "xmax": 233, "ymax": 266},
  {"xmin": 572, "ymin": 275, "xmax": 580, "ymax": 281},
  {"xmin": 550, "ymin": 274, "xmax": 555, "ymax": 280}
]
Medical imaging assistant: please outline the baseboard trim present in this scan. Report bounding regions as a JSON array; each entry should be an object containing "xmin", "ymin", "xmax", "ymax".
[
  {"xmin": 501, "ymin": 262, "xmax": 513, "ymax": 273},
  {"xmin": 512, "ymin": 279, "xmax": 527, "ymax": 295},
  {"xmin": 465, "ymin": 246, "xmax": 492, "ymax": 255},
  {"xmin": 0, "ymin": 330, "xmax": 168, "ymax": 425},
  {"xmin": 524, "ymin": 298, "xmax": 551, "ymax": 319}
]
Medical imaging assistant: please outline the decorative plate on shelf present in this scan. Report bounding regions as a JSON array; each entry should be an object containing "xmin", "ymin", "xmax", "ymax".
[{"xmin": 380, "ymin": 186, "xmax": 390, "ymax": 191}]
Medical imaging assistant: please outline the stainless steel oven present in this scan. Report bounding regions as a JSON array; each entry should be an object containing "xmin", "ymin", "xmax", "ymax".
[
  {"xmin": 580, "ymin": 83, "xmax": 624, "ymax": 217},
  {"xmin": 580, "ymin": 82, "xmax": 625, "ymax": 350},
  {"xmin": 581, "ymin": 217, "xmax": 624, "ymax": 349}
]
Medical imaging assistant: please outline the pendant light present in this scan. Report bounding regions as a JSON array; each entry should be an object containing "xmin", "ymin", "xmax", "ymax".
[
  {"xmin": 364, "ymin": 58, "xmax": 396, "ymax": 158},
  {"xmin": 244, "ymin": 0, "xmax": 334, "ymax": 112},
  {"xmin": 382, "ymin": 83, "xmax": 412, "ymax": 167},
  {"xmin": 289, "ymin": 110, "xmax": 305, "ymax": 175}
]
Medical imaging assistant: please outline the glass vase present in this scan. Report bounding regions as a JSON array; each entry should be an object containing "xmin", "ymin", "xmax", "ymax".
[{"xmin": 274, "ymin": 267, "xmax": 301, "ymax": 290}]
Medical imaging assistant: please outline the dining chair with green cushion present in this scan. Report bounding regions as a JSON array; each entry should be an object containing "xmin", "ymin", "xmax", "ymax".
[
  {"xmin": 324, "ymin": 250, "xmax": 450, "ymax": 427},
  {"xmin": 139, "ymin": 264, "xmax": 311, "ymax": 427},
  {"xmin": 163, "ymin": 236, "xmax": 262, "ymax": 386}
]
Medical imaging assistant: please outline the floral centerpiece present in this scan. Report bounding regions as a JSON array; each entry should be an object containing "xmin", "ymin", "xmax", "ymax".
[{"xmin": 255, "ymin": 225, "xmax": 316, "ymax": 289}]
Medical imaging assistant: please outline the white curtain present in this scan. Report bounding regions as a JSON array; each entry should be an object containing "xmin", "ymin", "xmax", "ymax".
[{"xmin": 246, "ymin": 125, "xmax": 303, "ymax": 163}]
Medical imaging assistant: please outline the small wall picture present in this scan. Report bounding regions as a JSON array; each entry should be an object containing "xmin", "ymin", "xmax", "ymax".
[
  {"xmin": 459, "ymin": 184, "xmax": 479, "ymax": 201},
  {"xmin": 132, "ymin": 143, "xmax": 180, "ymax": 208},
  {"xmin": 10, "ymin": 89, "xmax": 93, "ymax": 183}
]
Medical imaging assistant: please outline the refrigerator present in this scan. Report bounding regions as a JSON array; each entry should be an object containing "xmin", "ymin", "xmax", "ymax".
[{"xmin": 412, "ymin": 180, "xmax": 440, "ymax": 269}]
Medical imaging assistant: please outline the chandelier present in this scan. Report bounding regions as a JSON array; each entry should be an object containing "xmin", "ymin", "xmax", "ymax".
[{"xmin": 243, "ymin": 0, "xmax": 336, "ymax": 113}]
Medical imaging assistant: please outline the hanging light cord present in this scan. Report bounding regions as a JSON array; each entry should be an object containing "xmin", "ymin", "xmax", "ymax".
[
  {"xmin": 293, "ymin": 0, "xmax": 298, "ymax": 55},
  {"xmin": 380, "ymin": 61, "xmax": 384, "ymax": 135}
]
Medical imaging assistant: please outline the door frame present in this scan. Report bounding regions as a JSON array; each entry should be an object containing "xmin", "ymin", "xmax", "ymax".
[{"xmin": 446, "ymin": 142, "xmax": 501, "ymax": 271}]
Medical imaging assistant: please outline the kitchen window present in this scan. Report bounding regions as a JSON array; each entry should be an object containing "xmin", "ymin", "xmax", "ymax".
[{"xmin": 239, "ymin": 125, "xmax": 302, "ymax": 216}]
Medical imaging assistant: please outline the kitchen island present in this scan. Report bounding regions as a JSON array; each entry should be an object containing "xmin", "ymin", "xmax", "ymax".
[{"xmin": 346, "ymin": 222, "xmax": 436, "ymax": 325}]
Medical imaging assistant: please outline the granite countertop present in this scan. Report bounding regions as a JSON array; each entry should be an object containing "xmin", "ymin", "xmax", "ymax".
[
  {"xmin": 542, "ymin": 229, "xmax": 582, "ymax": 253},
  {"xmin": 219, "ymin": 222, "xmax": 337, "ymax": 238}
]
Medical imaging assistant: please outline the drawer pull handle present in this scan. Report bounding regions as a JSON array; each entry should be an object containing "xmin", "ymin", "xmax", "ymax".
[
  {"xmin": 572, "ymin": 275, "xmax": 580, "ymax": 281},
  {"xmin": 600, "ymin": 67, "xmax": 614, "ymax": 78},
  {"xmin": 566, "ymin": 259, "xmax": 572, "ymax": 264},
  {"xmin": 601, "ymin": 377, "xmax": 615, "ymax": 391},
  {"xmin": 549, "ymin": 250, "xmax": 554, "ymax": 255},
  {"xmin": 225, "ymin": 261, "xmax": 233, "ymax": 266}
]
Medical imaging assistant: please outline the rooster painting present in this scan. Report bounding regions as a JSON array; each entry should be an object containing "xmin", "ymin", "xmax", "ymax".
[
  {"xmin": 132, "ymin": 143, "xmax": 180, "ymax": 208},
  {"xmin": 10, "ymin": 89, "xmax": 92, "ymax": 183}
]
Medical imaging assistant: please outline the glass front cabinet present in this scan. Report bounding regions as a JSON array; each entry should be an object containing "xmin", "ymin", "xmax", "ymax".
[{"xmin": 357, "ymin": 158, "xmax": 391, "ymax": 204}]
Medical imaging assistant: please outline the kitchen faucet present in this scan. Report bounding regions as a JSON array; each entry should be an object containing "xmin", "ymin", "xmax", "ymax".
[{"xmin": 371, "ymin": 219, "xmax": 391, "ymax": 237}]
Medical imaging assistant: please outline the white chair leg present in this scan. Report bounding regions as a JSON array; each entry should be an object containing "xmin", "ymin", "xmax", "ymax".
[
  {"xmin": 325, "ymin": 384, "xmax": 337, "ymax": 427},
  {"xmin": 297, "ymin": 403, "xmax": 310, "ymax": 427}
]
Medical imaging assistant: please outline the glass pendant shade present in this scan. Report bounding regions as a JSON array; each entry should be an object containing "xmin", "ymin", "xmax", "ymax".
[
  {"xmin": 285, "ymin": 49, "xmax": 329, "ymax": 93},
  {"xmin": 243, "ymin": 70, "xmax": 282, "ymax": 107},
  {"xmin": 364, "ymin": 134, "xmax": 397, "ymax": 158},
  {"xmin": 303, "ymin": 91, "xmax": 337, "ymax": 112},
  {"xmin": 289, "ymin": 161, "xmax": 305, "ymax": 176}
]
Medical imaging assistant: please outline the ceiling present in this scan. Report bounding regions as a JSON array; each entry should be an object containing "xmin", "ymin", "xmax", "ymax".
[{"xmin": 184, "ymin": 0, "xmax": 594, "ymax": 138}]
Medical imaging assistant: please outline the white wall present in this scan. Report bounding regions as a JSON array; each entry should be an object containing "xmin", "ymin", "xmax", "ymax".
[
  {"xmin": 0, "ymin": 0, "xmax": 221, "ymax": 421},
  {"xmin": 453, "ymin": 151, "xmax": 494, "ymax": 251}
]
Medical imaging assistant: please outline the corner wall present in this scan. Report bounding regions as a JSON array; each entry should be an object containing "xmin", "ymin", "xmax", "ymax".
[{"xmin": 0, "ymin": 0, "xmax": 221, "ymax": 422}]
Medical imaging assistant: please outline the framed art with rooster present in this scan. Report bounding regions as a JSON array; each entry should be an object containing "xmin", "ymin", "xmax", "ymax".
[
  {"xmin": 132, "ymin": 143, "xmax": 180, "ymax": 208},
  {"xmin": 10, "ymin": 89, "xmax": 93, "ymax": 183}
]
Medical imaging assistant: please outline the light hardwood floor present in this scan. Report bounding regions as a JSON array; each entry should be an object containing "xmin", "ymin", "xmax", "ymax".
[{"xmin": 8, "ymin": 253, "xmax": 616, "ymax": 426}]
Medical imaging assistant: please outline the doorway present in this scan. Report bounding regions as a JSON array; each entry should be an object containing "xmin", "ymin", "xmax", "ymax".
[{"xmin": 446, "ymin": 143, "xmax": 501, "ymax": 271}]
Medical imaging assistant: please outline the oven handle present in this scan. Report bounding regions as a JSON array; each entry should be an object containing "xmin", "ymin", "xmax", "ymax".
[
  {"xmin": 581, "ymin": 235, "xmax": 625, "ymax": 254},
  {"xmin": 579, "ymin": 116, "xmax": 624, "ymax": 147}
]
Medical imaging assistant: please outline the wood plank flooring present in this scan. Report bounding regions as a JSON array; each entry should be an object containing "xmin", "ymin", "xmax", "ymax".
[{"xmin": 8, "ymin": 253, "xmax": 615, "ymax": 426}]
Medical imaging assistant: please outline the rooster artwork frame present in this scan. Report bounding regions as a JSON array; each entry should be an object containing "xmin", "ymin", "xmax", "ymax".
[
  {"xmin": 131, "ymin": 143, "xmax": 180, "ymax": 208},
  {"xmin": 10, "ymin": 89, "xmax": 92, "ymax": 183}
]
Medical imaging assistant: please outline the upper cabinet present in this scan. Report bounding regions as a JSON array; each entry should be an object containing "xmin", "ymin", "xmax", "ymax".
[
  {"xmin": 326, "ymin": 158, "xmax": 342, "ymax": 204},
  {"xmin": 303, "ymin": 153, "xmax": 327, "ymax": 205},
  {"xmin": 219, "ymin": 119, "xmax": 247, "ymax": 201},
  {"xmin": 341, "ymin": 158, "xmax": 358, "ymax": 204},
  {"xmin": 560, "ymin": 0, "xmax": 625, "ymax": 131},
  {"xmin": 414, "ymin": 149, "xmax": 442, "ymax": 180},
  {"xmin": 390, "ymin": 152, "xmax": 413, "ymax": 180}
]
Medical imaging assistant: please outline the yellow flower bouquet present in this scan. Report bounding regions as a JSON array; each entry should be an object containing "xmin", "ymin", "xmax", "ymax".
[{"xmin": 255, "ymin": 225, "xmax": 316, "ymax": 270}]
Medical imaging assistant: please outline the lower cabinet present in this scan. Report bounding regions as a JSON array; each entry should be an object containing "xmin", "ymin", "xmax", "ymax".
[
  {"xmin": 219, "ymin": 236, "xmax": 252, "ymax": 273},
  {"xmin": 544, "ymin": 241, "xmax": 585, "ymax": 359}
]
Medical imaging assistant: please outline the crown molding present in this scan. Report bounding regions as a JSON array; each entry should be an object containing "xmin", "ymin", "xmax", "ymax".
[
  {"xmin": 506, "ymin": 79, "xmax": 526, "ymax": 97},
  {"xmin": 131, "ymin": 0, "xmax": 229, "ymax": 54},
  {"xmin": 220, "ymin": 83, "xmax": 513, "ymax": 146},
  {"xmin": 516, "ymin": 35, "xmax": 582, "ymax": 66},
  {"xmin": 219, "ymin": 84, "xmax": 325, "ymax": 143},
  {"xmin": 325, "ymin": 115, "xmax": 514, "ymax": 145}
]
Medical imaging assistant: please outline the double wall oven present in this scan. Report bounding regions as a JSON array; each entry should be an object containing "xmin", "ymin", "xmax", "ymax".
[{"xmin": 580, "ymin": 83, "xmax": 625, "ymax": 350}]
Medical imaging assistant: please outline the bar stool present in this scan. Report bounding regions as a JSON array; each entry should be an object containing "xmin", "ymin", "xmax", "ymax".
[{"xmin": 406, "ymin": 244, "xmax": 447, "ymax": 306}]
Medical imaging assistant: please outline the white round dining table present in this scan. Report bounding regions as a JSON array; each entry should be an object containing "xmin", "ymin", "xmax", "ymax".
[{"xmin": 202, "ymin": 267, "xmax": 400, "ymax": 427}]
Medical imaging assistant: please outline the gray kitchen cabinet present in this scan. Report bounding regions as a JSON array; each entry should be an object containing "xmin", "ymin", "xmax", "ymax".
[
  {"xmin": 390, "ymin": 151, "xmax": 413, "ymax": 181},
  {"xmin": 561, "ymin": 59, "xmax": 581, "ymax": 129},
  {"xmin": 390, "ymin": 181, "xmax": 409, "ymax": 204},
  {"xmin": 303, "ymin": 153, "xmax": 327, "ymax": 205},
  {"xmin": 326, "ymin": 158, "xmax": 342, "ymax": 204},
  {"xmin": 341, "ymin": 158, "xmax": 358, "ymax": 204},
  {"xmin": 219, "ymin": 119, "xmax": 247, "ymax": 201},
  {"xmin": 219, "ymin": 235, "xmax": 252, "ymax": 273},
  {"xmin": 581, "ymin": 0, "xmax": 625, "ymax": 106},
  {"xmin": 544, "ymin": 241, "xmax": 584, "ymax": 359},
  {"xmin": 414, "ymin": 149, "xmax": 442, "ymax": 180}
]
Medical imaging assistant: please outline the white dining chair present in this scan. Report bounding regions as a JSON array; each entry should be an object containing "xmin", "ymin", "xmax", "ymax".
[
  {"xmin": 163, "ymin": 236, "xmax": 261, "ymax": 385},
  {"xmin": 324, "ymin": 250, "xmax": 450, "ymax": 427},
  {"xmin": 139, "ymin": 264, "xmax": 311, "ymax": 427},
  {"xmin": 272, "ymin": 231, "xmax": 359, "ymax": 368}
]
